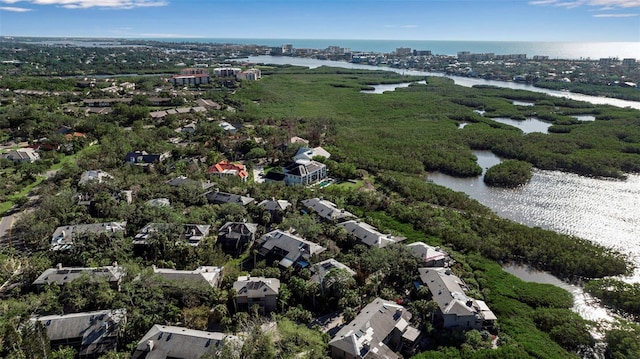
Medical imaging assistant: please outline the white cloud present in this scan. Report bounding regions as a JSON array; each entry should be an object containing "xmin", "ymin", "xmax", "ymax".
[
  {"xmin": 0, "ymin": 5, "xmax": 32, "ymax": 11},
  {"xmin": 0, "ymin": 0, "xmax": 168, "ymax": 9},
  {"xmin": 593, "ymin": 12, "xmax": 639, "ymax": 15},
  {"xmin": 402, "ymin": 24, "xmax": 419, "ymax": 28},
  {"xmin": 529, "ymin": 0, "xmax": 640, "ymax": 8}
]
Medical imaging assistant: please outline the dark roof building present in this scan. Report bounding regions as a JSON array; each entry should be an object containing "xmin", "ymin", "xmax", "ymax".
[
  {"xmin": 50, "ymin": 222, "xmax": 127, "ymax": 251},
  {"xmin": 257, "ymin": 198, "xmax": 292, "ymax": 223},
  {"xmin": 205, "ymin": 190, "xmax": 255, "ymax": 206},
  {"xmin": 132, "ymin": 325, "xmax": 242, "ymax": 359},
  {"xmin": 257, "ymin": 229, "xmax": 326, "ymax": 269},
  {"xmin": 217, "ymin": 221, "xmax": 259, "ymax": 254},
  {"xmin": 32, "ymin": 263, "xmax": 125, "ymax": 290},
  {"xmin": 31, "ymin": 309, "xmax": 126, "ymax": 357},
  {"xmin": 233, "ymin": 275, "xmax": 280, "ymax": 314},
  {"xmin": 124, "ymin": 151, "xmax": 170, "ymax": 165},
  {"xmin": 329, "ymin": 298, "xmax": 420, "ymax": 359}
]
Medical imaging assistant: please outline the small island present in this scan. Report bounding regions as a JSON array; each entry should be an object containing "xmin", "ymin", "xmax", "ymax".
[{"xmin": 484, "ymin": 160, "xmax": 534, "ymax": 188}]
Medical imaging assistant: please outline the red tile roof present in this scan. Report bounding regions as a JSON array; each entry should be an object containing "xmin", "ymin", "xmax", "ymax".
[{"xmin": 208, "ymin": 161, "xmax": 248, "ymax": 179}]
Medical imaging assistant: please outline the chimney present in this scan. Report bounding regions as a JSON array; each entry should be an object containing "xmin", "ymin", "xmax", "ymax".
[
  {"xmin": 56, "ymin": 263, "xmax": 63, "ymax": 270},
  {"xmin": 147, "ymin": 339, "xmax": 154, "ymax": 352}
]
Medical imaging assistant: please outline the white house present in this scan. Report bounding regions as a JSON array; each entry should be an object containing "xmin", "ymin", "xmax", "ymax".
[{"xmin": 283, "ymin": 160, "xmax": 327, "ymax": 186}]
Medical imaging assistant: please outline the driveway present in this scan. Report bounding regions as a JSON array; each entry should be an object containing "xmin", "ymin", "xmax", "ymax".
[{"xmin": 253, "ymin": 166, "xmax": 265, "ymax": 184}]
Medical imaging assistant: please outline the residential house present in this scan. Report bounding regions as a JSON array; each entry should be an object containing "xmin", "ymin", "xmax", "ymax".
[
  {"xmin": 257, "ymin": 229, "xmax": 326, "ymax": 269},
  {"xmin": 418, "ymin": 267, "xmax": 497, "ymax": 330},
  {"xmin": 216, "ymin": 121, "xmax": 235, "ymax": 134},
  {"xmin": 2, "ymin": 148, "xmax": 40, "ymax": 163},
  {"xmin": 147, "ymin": 97, "xmax": 172, "ymax": 106},
  {"xmin": 166, "ymin": 175, "xmax": 216, "ymax": 191},
  {"xmin": 152, "ymin": 265, "xmax": 223, "ymax": 289},
  {"xmin": 292, "ymin": 146, "xmax": 331, "ymax": 161},
  {"xmin": 208, "ymin": 161, "xmax": 249, "ymax": 182},
  {"xmin": 32, "ymin": 262, "xmax": 125, "ymax": 290},
  {"xmin": 301, "ymin": 198, "xmax": 355, "ymax": 222},
  {"xmin": 329, "ymin": 298, "xmax": 421, "ymax": 359},
  {"xmin": 310, "ymin": 258, "xmax": 356, "ymax": 284},
  {"xmin": 50, "ymin": 221, "xmax": 127, "ymax": 251},
  {"xmin": 133, "ymin": 223, "xmax": 209, "ymax": 246},
  {"xmin": 178, "ymin": 122, "xmax": 197, "ymax": 133},
  {"xmin": 257, "ymin": 198, "xmax": 292, "ymax": 223},
  {"xmin": 206, "ymin": 190, "xmax": 255, "ymax": 206},
  {"xmin": 31, "ymin": 309, "xmax": 126, "ymax": 358},
  {"xmin": 183, "ymin": 224, "xmax": 211, "ymax": 246},
  {"xmin": 283, "ymin": 160, "xmax": 327, "ymax": 186},
  {"xmin": 406, "ymin": 242, "xmax": 449, "ymax": 267},
  {"xmin": 233, "ymin": 275, "xmax": 280, "ymax": 314},
  {"xmin": 236, "ymin": 68, "xmax": 262, "ymax": 81},
  {"xmin": 132, "ymin": 325, "xmax": 242, "ymax": 359},
  {"xmin": 216, "ymin": 221, "xmax": 259, "ymax": 255},
  {"xmin": 124, "ymin": 151, "xmax": 171, "ymax": 165},
  {"xmin": 338, "ymin": 220, "xmax": 406, "ymax": 248},
  {"xmin": 133, "ymin": 223, "xmax": 176, "ymax": 246},
  {"xmin": 196, "ymin": 98, "xmax": 222, "ymax": 110},
  {"xmin": 78, "ymin": 170, "xmax": 113, "ymax": 186},
  {"xmin": 82, "ymin": 98, "xmax": 132, "ymax": 107}
]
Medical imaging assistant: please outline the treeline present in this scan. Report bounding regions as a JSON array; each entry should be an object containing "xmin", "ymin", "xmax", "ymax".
[
  {"xmin": 535, "ymin": 81, "xmax": 640, "ymax": 102},
  {"xmin": 585, "ymin": 278, "xmax": 640, "ymax": 320},
  {"xmin": 484, "ymin": 160, "xmax": 533, "ymax": 187}
]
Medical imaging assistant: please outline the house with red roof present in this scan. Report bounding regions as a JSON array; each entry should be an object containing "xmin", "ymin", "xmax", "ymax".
[{"xmin": 208, "ymin": 160, "xmax": 249, "ymax": 182}]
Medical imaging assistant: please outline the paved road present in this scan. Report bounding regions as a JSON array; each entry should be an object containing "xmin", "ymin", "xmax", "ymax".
[{"xmin": 0, "ymin": 214, "xmax": 16, "ymax": 246}]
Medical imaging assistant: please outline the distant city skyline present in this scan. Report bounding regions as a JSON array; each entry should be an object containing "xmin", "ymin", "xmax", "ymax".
[{"xmin": 0, "ymin": 0, "xmax": 639, "ymax": 42}]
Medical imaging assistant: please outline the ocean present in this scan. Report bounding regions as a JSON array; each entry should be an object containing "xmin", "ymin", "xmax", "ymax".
[{"xmin": 146, "ymin": 38, "xmax": 640, "ymax": 60}]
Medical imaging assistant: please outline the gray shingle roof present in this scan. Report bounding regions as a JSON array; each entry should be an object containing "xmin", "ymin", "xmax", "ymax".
[
  {"xmin": 418, "ymin": 267, "xmax": 496, "ymax": 322},
  {"xmin": 152, "ymin": 266, "xmax": 223, "ymax": 288},
  {"xmin": 31, "ymin": 309, "xmax": 126, "ymax": 356},
  {"xmin": 132, "ymin": 325, "xmax": 242, "ymax": 359},
  {"xmin": 206, "ymin": 191, "xmax": 255, "ymax": 206},
  {"xmin": 310, "ymin": 259, "xmax": 356, "ymax": 284},
  {"xmin": 329, "ymin": 298, "xmax": 414, "ymax": 359},
  {"xmin": 218, "ymin": 222, "xmax": 258, "ymax": 237},
  {"xmin": 406, "ymin": 242, "xmax": 448, "ymax": 265},
  {"xmin": 257, "ymin": 198, "xmax": 292, "ymax": 211},
  {"xmin": 258, "ymin": 230, "xmax": 326, "ymax": 267},
  {"xmin": 338, "ymin": 220, "xmax": 406, "ymax": 248},
  {"xmin": 50, "ymin": 222, "xmax": 126, "ymax": 251},
  {"xmin": 32, "ymin": 264, "xmax": 125, "ymax": 287},
  {"xmin": 301, "ymin": 198, "xmax": 354, "ymax": 221},
  {"xmin": 233, "ymin": 276, "xmax": 280, "ymax": 299}
]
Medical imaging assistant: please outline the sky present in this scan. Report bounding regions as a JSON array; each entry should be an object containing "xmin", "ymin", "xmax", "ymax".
[{"xmin": 0, "ymin": 0, "xmax": 639, "ymax": 42}]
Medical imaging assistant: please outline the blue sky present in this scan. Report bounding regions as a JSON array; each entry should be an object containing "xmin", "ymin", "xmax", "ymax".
[{"xmin": 0, "ymin": 0, "xmax": 639, "ymax": 41}]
